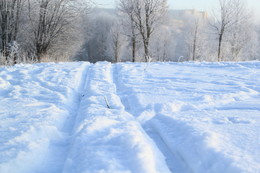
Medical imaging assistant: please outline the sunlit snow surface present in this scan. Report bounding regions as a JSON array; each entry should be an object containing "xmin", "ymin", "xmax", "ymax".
[{"xmin": 0, "ymin": 61, "xmax": 259, "ymax": 173}]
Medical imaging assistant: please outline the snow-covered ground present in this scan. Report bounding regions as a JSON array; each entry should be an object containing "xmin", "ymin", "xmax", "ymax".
[{"xmin": 0, "ymin": 61, "xmax": 259, "ymax": 173}]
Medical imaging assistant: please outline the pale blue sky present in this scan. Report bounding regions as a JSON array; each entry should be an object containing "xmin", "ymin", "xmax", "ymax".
[{"xmin": 94, "ymin": 0, "xmax": 260, "ymax": 16}]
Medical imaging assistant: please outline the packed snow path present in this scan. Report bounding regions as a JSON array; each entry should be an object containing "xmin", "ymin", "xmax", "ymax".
[
  {"xmin": 0, "ymin": 62, "xmax": 260, "ymax": 173},
  {"xmin": 63, "ymin": 62, "xmax": 170, "ymax": 173}
]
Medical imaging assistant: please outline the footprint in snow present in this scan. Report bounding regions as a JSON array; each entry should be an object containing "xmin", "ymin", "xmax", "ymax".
[
  {"xmin": 213, "ymin": 117, "xmax": 253, "ymax": 125},
  {"xmin": 227, "ymin": 117, "xmax": 253, "ymax": 124}
]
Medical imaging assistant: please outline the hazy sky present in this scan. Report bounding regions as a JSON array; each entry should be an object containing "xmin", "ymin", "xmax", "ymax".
[{"xmin": 95, "ymin": 0, "xmax": 260, "ymax": 16}]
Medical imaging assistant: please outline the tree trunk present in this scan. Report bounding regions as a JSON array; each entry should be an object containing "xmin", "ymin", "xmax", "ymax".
[
  {"xmin": 192, "ymin": 27, "xmax": 198, "ymax": 61},
  {"xmin": 192, "ymin": 38, "xmax": 196, "ymax": 61},
  {"xmin": 218, "ymin": 33, "xmax": 223, "ymax": 62},
  {"xmin": 115, "ymin": 40, "xmax": 120, "ymax": 62},
  {"xmin": 144, "ymin": 40, "xmax": 149, "ymax": 62},
  {"xmin": 132, "ymin": 36, "xmax": 136, "ymax": 62}
]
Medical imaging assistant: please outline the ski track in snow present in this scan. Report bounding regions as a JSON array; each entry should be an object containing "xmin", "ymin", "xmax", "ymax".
[
  {"xmin": 114, "ymin": 62, "xmax": 260, "ymax": 173},
  {"xmin": 62, "ymin": 62, "xmax": 170, "ymax": 173},
  {"xmin": 0, "ymin": 61, "xmax": 260, "ymax": 173},
  {"xmin": 113, "ymin": 64, "xmax": 191, "ymax": 173},
  {"xmin": 0, "ymin": 62, "xmax": 90, "ymax": 173}
]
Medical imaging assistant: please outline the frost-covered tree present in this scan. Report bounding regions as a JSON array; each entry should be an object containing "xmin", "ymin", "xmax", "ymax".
[
  {"xmin": 185, "ymin": 17, "xmax": 209, "ymax": 61},
  {"xmin": 118, "ymin": 0, "xmax": 140, "ymax": 62},
  {"xmin": 210, "ymin": 0, "xmax": 251, "ymax": 61},
  {"xmin": 0, "ymin": 0, "xmax": 90, "ymax": 65},
  {"xmin": 232, "ymin": 24, "xmax": 260, "ymax": 61},
  {"xmin": 118, "ymin": 0, "xmax": 168, "ymax": 62},
  {"xmin": 150, "ymin": 25, "xmax": 172, "ymax": 61},
  {"xmin": 26, "ymin": 0, "xmax": 88, "ymax": 61},
  {"xmin": 109, "ymin": 21, "xmax": 123, "ymax": 62},
  {"xmin": 83, "ymin": 11, "xmax": 115, "ymax": 62},
  {"xmin": 188, "ymin": 19, "xmax": 201, "ymax": 61},
  {"xmin": 0, "ymin": 0, "xmax": 24, "ymax": 64}
]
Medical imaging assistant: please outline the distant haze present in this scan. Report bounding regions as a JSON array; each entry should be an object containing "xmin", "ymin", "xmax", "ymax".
[{"xmin": 95, "ymin": 0, "xmax": 260, "ymax": 20}]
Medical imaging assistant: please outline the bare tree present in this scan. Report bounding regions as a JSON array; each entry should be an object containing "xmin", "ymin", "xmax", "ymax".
[
  {"xmin": 110, "ymin": 22, "xmax": 123, "ymax": 62},
  {"xmin": 118, "ymin": 0, "xmax": 168, "ymax": 62},
  {"xmin": 118, "ymin": 0, "xmax": 139, "ymax": 62},
  {"xmin": 210, "ymin": 0, "xmax": 250, "ymax": 61},
  {"xmin": 150, "ymin": 25, "xmax": 171, "ymax": 61},
  {"xmin": 186, "ymin": 17, "xmax": 208, "ymax": 61},
  {"xmin": 227, "ymin": 23, "xmax": 251, "ymax": 61},
  {"xmin": 26, "ymin": 0, "xmax": 88, "ymax": 62},
  {"xmin": 226, "ymin": 2, "xmax": 252, "ymax": 61},
  {"xmin": 0, "ymin": 0, "xmax": 24, "ymax": 64},
  {"xmin": 84, "ymin": 11, "xmax": 114, "ymax": 63},
  {"xmin": 190, "ymin": 19, "xmax": 200, "ymax": 61}
]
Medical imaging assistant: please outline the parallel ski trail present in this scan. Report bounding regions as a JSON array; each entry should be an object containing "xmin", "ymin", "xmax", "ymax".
[
  {"xmin": 113, "ymin": 64, "xmax": 191, "ymax": 173},
  {"xmin": 144, "ymin": 125, "xmax": 192, "ymax": 173},
  {"xmin": 37, "ymin": 64, "xmax": 91, "ymax": 173},
  {"xmin": 62, "ymin": 62, "xmax": 171, "ymax": 173}
]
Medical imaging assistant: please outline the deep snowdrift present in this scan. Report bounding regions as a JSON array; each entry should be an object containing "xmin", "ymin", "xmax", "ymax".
[{"xmin": 0, "ymin": 61, "xmax": 259, "ymax": 173}]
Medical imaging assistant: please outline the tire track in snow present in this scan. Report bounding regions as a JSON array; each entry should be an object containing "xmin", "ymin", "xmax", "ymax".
[
  {"xmin": 113, "ymin": 64, "xmax": 192, "ymax": 173},
  {"xmin": 37, "ymin": 63, "xmax": 91, "ymax": 173}
]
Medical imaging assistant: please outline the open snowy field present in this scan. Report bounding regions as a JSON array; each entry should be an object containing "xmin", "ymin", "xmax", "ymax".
[{"xmin": 0, "ymin": 61, "xmax": 259, "ymax": 173}]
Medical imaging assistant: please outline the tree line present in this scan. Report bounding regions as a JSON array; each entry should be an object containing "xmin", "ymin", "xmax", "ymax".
[
  {"xmin": 0, "ymin": 0, "xmax": 90, "ymax": 65},
  {"xmin": 1, "ymin": 0, "xmax": 259, "ymax": 65}
]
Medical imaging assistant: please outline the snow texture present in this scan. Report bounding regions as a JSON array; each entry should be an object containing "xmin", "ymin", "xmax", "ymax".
[{"xmin": 0, "ymin": 61, "xmax": 259, "ymax": 173}]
